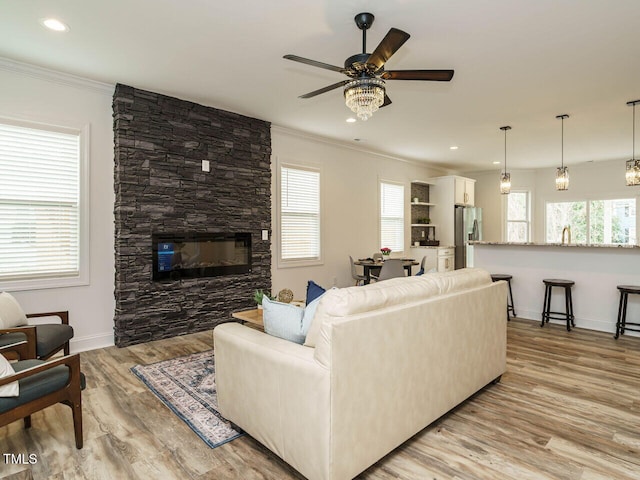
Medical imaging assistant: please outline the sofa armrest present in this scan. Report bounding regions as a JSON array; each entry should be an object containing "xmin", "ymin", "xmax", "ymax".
[{"xmin": 213, "ymin": 323, "xmax": 330, "ymax": 480}]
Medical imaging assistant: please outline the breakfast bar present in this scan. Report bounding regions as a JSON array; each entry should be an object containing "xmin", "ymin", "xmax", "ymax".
[{"xmin": 471, "ymin": 241, "xmax": 640, "ymax": 336}]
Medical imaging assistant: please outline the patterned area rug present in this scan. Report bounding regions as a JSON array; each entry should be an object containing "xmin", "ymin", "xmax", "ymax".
[{"xmin": 131, "ymin": 350, "xmax": 243, "ymax": 448}]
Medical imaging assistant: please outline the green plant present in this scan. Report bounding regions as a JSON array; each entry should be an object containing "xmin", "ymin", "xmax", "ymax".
[{"xmin": 253, "ymin": 289, "xmax": 275, "ymax": 305}]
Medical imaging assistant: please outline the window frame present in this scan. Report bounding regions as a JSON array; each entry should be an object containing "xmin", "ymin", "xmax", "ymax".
[
  {"xmin": 544, "ymin": 196, "xmax": 637, "ymax": 245},
  {"xmin": 276, "ymin": 160, "xmax": 323, "ymax": 268},
  {"xmin": 0, "ymin": 117, "xmax": 90, "ymax": 292},
  {"xmin": 379, "ymin": 179, "xmax": 405, "ymax": 253},
  {"xmin": 503, "ymin": 190, "xmax": 531, "ymax": 243}
]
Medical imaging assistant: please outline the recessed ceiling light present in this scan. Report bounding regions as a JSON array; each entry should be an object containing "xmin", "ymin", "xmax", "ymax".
[
  {"xmin": 41, "ymin": 18, "xmax": 69, "ymax": 32},
  {"xmin": 492, "ymin": 161, "xmax": 501, "ymax": 165},
  {"xmin": 450, "ymin": 146, "xmax": 459, "ymax": 150},
  {"xmin": 346, "ymin": 118, "xmax": 356, "ymax": 123}
]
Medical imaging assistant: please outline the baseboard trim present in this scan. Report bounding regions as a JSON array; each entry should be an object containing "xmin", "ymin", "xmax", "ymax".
[
  {"xmin": 70, "ymin": 333, "xmax": 115, "ymax": 353},
  {"xmin": 515, "ymin": 310, "xmax": 639, "ymax": 337}
]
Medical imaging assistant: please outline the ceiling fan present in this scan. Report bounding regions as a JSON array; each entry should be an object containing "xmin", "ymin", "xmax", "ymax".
[{"xmin": 283, "ymin": 12, "xmax": 454, "ymax": 121}]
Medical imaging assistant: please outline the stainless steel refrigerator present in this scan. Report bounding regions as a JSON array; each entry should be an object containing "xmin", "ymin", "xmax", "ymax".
[{"xmin": 454, "ymin": 206, "xmax": 482, "ymax": 269}]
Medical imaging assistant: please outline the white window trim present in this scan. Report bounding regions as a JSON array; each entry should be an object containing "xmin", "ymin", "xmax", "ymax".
[
  {"xmin": 502, "ymin": 189, "xmax": 532, "ymax": 243},
  {"xmin": 378, "ymin": 178, "xmax": 405, "ymax": 254},
  {"xmin": 0, "ymin": 117, "xmax": 90, "ymax": 292},
  {"xmin": 276, "ymin": 158, "xmax": 323, "ymax": 269}
]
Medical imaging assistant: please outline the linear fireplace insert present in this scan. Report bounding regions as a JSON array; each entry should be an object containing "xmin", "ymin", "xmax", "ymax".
[{"xmin": 152, "ymin": 232, "xmax": 252, "ymax": 281}]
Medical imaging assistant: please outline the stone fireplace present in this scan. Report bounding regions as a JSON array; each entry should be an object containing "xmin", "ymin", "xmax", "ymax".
[{"xmin": 113, "ymin": 84, "xmax": 271, "ymax": 347}]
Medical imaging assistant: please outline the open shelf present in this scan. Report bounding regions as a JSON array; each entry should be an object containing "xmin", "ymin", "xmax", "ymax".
[
  {"xmin": 411, "ymin": 224, "xmax": 436, "ymax": 227},
  {"xmin": 411, "ymin": 202, "xmax": 435, "ymax": 206}
]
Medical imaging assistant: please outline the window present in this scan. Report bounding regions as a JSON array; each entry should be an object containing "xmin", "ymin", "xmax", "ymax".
[
  {"xmin": 545, "ymin": 198, "xmax": 636, "ymax": 245},
  {"xmin": 279, "ymin": 165, "xmax": 320, "ymax": 263},
  {"xmin": 0, "ymin": 120, "xmax": 87, "ymax": 287},
  {"xmin": 505, "ymin": 191, "xmax": 530, "ymax": 242},
  {"xmin": 380, "ymin": 181, "xmax": 404, "ymax": 252}
]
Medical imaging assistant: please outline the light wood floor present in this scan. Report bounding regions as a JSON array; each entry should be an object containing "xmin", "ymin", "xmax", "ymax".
[{"xmin": 2, "ymin": 319, "xmax": 639, "ymax": 480}]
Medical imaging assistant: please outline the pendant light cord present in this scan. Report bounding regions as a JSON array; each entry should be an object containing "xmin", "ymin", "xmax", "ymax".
[
  {"xmin": 633, "ymin": 102, "xmax": 636, "ymax": 160},
  {"xmin": 561, "ymin": 116, "xmax": 564, "ymax": 169},
  {"xmin": 500, "ymin": 126, "xmax": 511, "ymax": 173}
]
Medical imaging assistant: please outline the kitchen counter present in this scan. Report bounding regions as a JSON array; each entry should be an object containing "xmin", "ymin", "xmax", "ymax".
[
  {"xmin": 472, "ymin": 242, "xmax": 640, "ymax": 336},
  {"xmin": 470, "ymin": 241, "xmax": 640, "ymax": 249}
]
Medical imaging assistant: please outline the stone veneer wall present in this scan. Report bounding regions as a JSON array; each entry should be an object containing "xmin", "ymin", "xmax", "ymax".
[{"xmin": 113, "ymin": 84, "xmax": 271, "ymax": 347}]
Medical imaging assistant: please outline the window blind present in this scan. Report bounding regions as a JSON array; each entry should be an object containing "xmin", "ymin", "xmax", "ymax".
[
  {"xmin": 0, "ymin": 122, "xmax": 80, "ymax": 280},
  {"xmin": 380, "ymin": 182, "xmax": 404, "ymax": 251},
  {"xmin": 280, "ymin": 166, "xmax": 320, "ymax": 260}
]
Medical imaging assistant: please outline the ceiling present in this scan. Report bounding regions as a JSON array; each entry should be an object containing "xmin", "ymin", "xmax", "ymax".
[{"xmin": 2, "ymin": 0, "xmax": 640, "ymax": 172}]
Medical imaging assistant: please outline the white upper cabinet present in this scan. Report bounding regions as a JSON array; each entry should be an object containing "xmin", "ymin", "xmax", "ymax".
[{"xmin": 454, "ymin": 177, "xmax": 475, "ymax": 206}]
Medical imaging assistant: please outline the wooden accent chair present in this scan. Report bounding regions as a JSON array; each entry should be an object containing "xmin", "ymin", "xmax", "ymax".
[
  {"xmin": 0, "ymin": 341, "xmax": 85, "ymax": 449},
  {"xmin": 0, "ymin": 292, "xmax": 73, "ymax": 360}
]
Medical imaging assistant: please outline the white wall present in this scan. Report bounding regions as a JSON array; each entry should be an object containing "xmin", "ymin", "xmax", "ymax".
[
  {"xmin": 271, "ymin": 127, "xmax": 446, "ymax": 299},
  {"xmin": 0, "ymin": 60, "xmax": 115, "ymax": 351},
  {"xmin": 469, "ymin": 159, "xmax": 640, "ymax": 243},
  {"xmin": 0, "ymin": 61, "xmax": 450, "ymax": 346}
]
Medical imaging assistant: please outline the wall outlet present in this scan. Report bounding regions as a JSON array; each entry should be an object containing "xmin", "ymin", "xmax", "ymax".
[
  {"xmin": 262, "ymin": 230, "xmax": 269, "ymax": 241},
  {"xmin": 202, "ymin": 160, "xmax": 210, "ymax": 172}
]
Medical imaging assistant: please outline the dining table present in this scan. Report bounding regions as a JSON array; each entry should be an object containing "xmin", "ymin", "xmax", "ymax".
[{"xmin": 354, "ymin": 258, "xmax": 419, "ymax": 284}]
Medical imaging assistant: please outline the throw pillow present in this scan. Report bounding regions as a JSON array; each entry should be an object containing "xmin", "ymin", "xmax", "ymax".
[
  {"xmin": 301, "ymin": 293, "xmax": 324, "ymax": 337},
  {"xmin": 262, "ymin": 296, "xmax": 305, "ymax": 344},
  {"xmin": 0, "ymin": 292, "xmax": 28, "ymax": 329},
  {"xmin": 306, "ymin": 280, "xmax": 326, "ymax": 305},
  {"xmin": 0, "ymin": 354, "xmax": 19, "ymax": 397}
]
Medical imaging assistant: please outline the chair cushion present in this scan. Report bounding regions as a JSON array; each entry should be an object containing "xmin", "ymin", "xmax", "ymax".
[
  {"xmin": 35, "ymin": 324, "xmax": 74, "ymax": 358},
  {"xmin": 0, "ymin": 359, "xmax": 86, "ymax": 413},
  {"xmin": 0, "ymin": 292, "xmax": 27, "ymax": 328},
  {"xmin": 0, "ymin": 354, "xmax": 19, "ymax": 397},
  {"xmin": 0, "ymin": 332, "xmax": 28, "ymax": 349}
]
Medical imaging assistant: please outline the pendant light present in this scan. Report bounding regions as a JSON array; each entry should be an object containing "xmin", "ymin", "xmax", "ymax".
[
  {"xmin": 499, "ymin": 126, "xmax": 511, "ymax": 194},
  {"xmin": 555, "ymin": 114, "xmax": 570, "ymax": 191},
  {"xmin": 625, "ymin": 100, "xmax": 640, "ymax": 186}
]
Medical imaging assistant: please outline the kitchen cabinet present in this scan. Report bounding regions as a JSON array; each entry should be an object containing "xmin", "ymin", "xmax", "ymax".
[
  {"xmin": 428, "ymin": 175, "xmax": 477, "ymax": 247},
  {"xmin": 410, "ymin": 246, "xmax": 454, "ymax": 273},
  {"xmin": 454, "ymin": 177, "xmax": 475, "ymax": 206}
]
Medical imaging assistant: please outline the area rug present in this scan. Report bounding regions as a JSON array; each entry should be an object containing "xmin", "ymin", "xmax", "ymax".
[{"xmin": 131, "ymin": 350, "xmax": 243, "ymax": 448}]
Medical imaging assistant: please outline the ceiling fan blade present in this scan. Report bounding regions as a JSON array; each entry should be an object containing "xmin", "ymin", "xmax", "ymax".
[
  {"xmin": 299, "ymin": 80, "xmax": 349, "ymax": 99},
  {"xmin": 366, "ymin": 28, "xmax": 411, "ymax": 71},
  {"xmin": 283, "ymin": 54, "xmax": 345, "ymax": 74},
  {"xmin": 381, "ymin": 69, "xmax": 454, "ymax": 81},
  {"xmin": 381, "ymin": 94, "xmax": 392, "ymax": 107}
]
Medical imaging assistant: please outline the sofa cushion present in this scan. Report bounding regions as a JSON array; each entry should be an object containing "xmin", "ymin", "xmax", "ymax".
[
  {"xmin": 0, "ymin": 292, "xmax": 28, "ymax": 328},
  {"xmin": 262, "ymin": 297, "xmax": 306, "ymax": 344},
  {"xmin": 0, "ymin": 354, "xmax": 19, "ymax": 397}
]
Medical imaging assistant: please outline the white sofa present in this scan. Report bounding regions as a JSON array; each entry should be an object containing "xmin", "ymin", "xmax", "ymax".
[{"xmin": 214, "ymin": 268, "xmax": 507, "ymax": 480}]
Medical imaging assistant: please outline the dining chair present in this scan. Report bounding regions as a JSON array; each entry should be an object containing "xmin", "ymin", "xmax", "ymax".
[
  {"xmin": 370, "ymin": 259, "xmax": 405, "ymax": 282},
  {"xmin": 349, "ymin": 256, "xmax": 367, "ymax": 286},
  {"xmin": 415, "ymin": 256, "xmax": 427, "ymax": 275}
]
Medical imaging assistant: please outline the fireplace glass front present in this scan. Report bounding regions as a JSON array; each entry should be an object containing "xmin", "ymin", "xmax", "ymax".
[{"xmin": 152, "ymin": 232, "xmax": 251, "ymax": 281}]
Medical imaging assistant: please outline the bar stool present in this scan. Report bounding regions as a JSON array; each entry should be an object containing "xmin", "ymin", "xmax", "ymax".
[
  {"xmin": 614, "ymin": 285, "xmax": 640, "ymax": 339},
  {"xmin": 541, "ymin": 279, "xmax": 575, "ymax": 331},
  {"xmin": 491, "ymin": 274, "xmax": 516, "ymax": 321}
]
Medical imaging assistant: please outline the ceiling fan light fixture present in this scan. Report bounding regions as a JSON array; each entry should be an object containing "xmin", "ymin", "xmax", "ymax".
[
  {"xmin": 625, "ymin": 100, "xmax": 640, "ymax": 186},
  {"xmin": 344, "ymin": 78, "xmax": 385, "ymax": 121}
]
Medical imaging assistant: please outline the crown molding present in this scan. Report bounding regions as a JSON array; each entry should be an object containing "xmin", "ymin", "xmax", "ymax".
[
  {"xmin": 0, "ymin": 57, "xmax": 114, "ymax": 95},
  {"xmin": 271, "ymin": 124, "xmax": 450, "ymax": 174}
]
